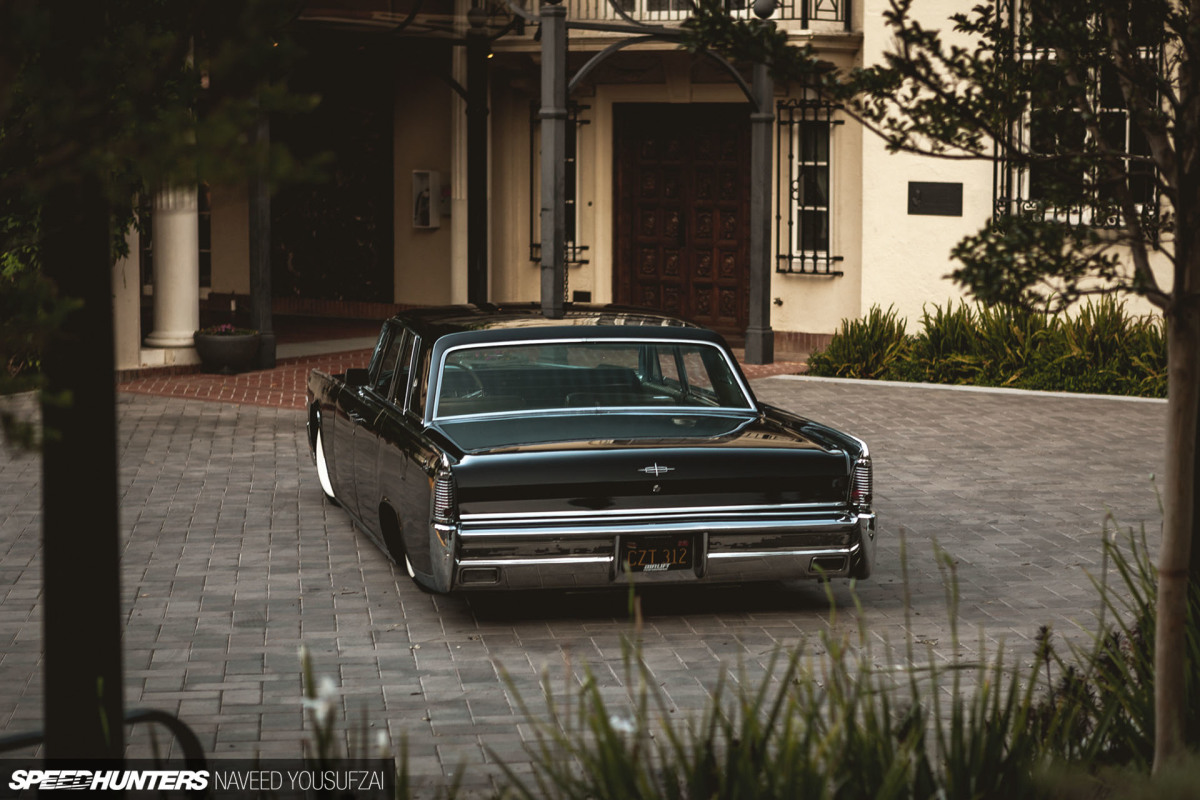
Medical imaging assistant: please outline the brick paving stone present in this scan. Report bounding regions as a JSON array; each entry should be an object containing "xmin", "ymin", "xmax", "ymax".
[
  {"xmin": 116, "ymin": 346, "xmax": 804, "ymax": 411},
  {"xmin": 0, "ymin": 374, "xmax": 1168, "ymax": 781}
]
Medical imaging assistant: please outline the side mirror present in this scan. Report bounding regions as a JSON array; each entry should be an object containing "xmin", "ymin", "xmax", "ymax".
[{"xmin": 344, "ymin": 368, "xmax": 370, "ymax": 387}]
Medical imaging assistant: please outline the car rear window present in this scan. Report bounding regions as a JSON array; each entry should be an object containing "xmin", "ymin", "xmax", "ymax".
[{"xmin": 434, "ymin": 340, "xmax": 753, "ymax": 418}]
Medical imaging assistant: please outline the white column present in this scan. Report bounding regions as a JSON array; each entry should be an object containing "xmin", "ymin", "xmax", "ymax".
[
  {"xmin": 111, "ymin": 225, "xmax": 141, "ymax": 371},
  {"xmin": 144, "ymin": 185, "xmax": 200, "ymax": 348}
]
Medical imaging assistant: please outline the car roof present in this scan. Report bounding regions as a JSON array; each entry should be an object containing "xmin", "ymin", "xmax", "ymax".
[{"xmin": 390, "ymin": 303, "xmax": 719, "ymax": 344}]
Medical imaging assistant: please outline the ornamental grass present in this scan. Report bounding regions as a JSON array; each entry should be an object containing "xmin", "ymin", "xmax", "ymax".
[
  {"xmin": 299, "ymin": 526, "xmax": 1200, "ymax": 799},
  {"xmin": 807, "ymin": 298, "xmax": 1167, "ymax": 398}
]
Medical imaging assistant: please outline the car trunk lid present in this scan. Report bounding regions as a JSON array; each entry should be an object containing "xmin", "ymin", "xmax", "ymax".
[{"xmin": 440, "ymin": 412, "xmax": 852, "ymax": 515}]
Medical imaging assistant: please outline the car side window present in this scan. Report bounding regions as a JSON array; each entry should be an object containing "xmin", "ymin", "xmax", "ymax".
[
  {"xmin": 657, "ymin": 350, "xmax": 685, "ymax": 392},
  {"xmin": 409, "ymin": 341, "xmax": 431, "ymax": 419},
  {"xmin": 365, "ymin": 323, "xmax": 390, "ymax": 380},
  {"xmin": 389, "ymin": 329, "xmax": 418, "ymax": 409},
  {"xmin": 369, "ymin": 326, "xmax": 404, "ymax": 396}
]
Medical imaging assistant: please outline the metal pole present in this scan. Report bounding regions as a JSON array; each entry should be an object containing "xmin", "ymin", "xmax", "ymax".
[
  {"xmin": 745, "ymin": 59, "xmax": 775, "ymax": 364},
  {"xmin": 466, "ymin": 16, "xmax": 490, "ymax": 305},
  {"xmin": 249, "ymin": 111, "xmax": 275, "ymax": 368},
  {"xmin": 539, "ymin": 0, "xmax": 568, "ymax": 319}
]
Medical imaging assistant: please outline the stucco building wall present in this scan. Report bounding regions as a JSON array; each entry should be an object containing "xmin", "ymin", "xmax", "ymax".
[
  {"xmin": 857, "ymin": 0, "xmax": 993, "ymax": 329},
  {"xmin": 209, "ymin": 184, "xmax": 250, "ymax": 296},
  {"xmin": 393, "ymin": 66, "xmax": 455, "ymax": 306},
  {"xmin": 144, "ymin": 1, "xmax": 1168, "ymax": 374}
]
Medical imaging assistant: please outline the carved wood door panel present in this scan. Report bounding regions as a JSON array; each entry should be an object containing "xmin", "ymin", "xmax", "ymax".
[{"xmin": 614, "ymin": 104, "xmax": 751, "ymax": 335}]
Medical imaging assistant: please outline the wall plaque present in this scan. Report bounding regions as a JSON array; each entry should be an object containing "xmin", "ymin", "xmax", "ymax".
[{"xmin": 907, "ymin": 182, "xmax": 963, "ymax": 216}]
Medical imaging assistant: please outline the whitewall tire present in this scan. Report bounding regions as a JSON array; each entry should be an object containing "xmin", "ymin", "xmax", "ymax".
[{"xmin": 315, "ymin": 429, "xmax": 336, "ymax": 501}]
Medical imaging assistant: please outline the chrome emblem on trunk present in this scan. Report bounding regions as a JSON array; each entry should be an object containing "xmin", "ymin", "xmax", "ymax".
[{"xmin": 639, "ymin": 463, "xmax": 674, "ymax": 477}]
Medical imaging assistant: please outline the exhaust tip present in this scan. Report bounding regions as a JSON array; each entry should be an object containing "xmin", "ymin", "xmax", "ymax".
[
  {"xmin": 809, "ymin": 556, "xmax": 847, "ymax": 575},
  {"xmin": 459, "ymin": 567, "xmax": 501, "ymax": 586}
]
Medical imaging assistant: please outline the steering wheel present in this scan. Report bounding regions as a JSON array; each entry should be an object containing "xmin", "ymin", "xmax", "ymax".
[{"xmin": 442, "ymin": 364, "xmax": 485, "ymax": 400}]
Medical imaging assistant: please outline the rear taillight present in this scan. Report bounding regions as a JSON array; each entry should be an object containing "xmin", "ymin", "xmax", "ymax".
[
  {"xmin": 850, "ymin": 457, "xmax": 872, "ymax": 510},
  {"xmin": 433, "ymin": 469, "xmax": 457, "ymax": 523}
]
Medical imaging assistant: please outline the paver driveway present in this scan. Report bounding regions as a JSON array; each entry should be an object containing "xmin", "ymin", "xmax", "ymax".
[{"xmin": 0, "ymin": 376, "xmax": 1166, "ymax": 794}]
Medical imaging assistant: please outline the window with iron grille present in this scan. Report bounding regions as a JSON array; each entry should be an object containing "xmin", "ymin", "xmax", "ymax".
[
  {"xmin": 993, "ymin": 0, "xmax": 1163, "ymax": 230},
  {"xmin": 566, "ymin": 0, "xmax": 850, "ymax": 28},
  {"xmin": 776, "ymin": 98, "xmax": 843, "ymax": 275},
  {"xmin": 529, "ymin": 102, "xmax": 590, "ymax": 267}
]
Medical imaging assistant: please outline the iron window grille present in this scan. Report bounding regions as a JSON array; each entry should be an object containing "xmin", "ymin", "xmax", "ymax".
[
  {"xmin": 992, "ymin": 0, "xmax": 1163, "ymax": 231},
  {"xmin": 529, "ymin": 102, "xmax": 591, "ymax": 267},
  {"xmin": 523, "ymin": 0, "xmax": 850, "ymax": 29},
  {"xmin": 776, "ymin": 97, "xmax": 843, "ymax": 275}
]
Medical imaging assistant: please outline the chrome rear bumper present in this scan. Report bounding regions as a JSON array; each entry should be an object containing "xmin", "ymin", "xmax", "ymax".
[{"xmin": 451, "ymin": 509, "xmax": 877, "ymax": 590}]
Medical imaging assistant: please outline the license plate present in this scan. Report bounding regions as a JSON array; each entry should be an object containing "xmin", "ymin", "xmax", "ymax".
[{"xmin": 621, "ymin": 535, "xmax": 694, "ymax": 573}]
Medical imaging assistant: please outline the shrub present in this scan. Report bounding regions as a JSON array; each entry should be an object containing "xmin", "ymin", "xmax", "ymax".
[
  {"xmin": 1028, "ymin": 298, "xmax": 1135, "ymax": 395},
  {"xmin": 807, "ymin": 299, "xmax": 1167, "ymax": 398},
  {"xmin": 294, "ymin": 524, "xmax": 1197, "ymax": 799},
  {"xmin": 1030, "ymin": 520, "xmax": 1200, "ymax": 769},
  {"xmin": 974, "ymin": 303, "xmax": 1052, "ymax": 386},
  {"xmin": 1122, "ymin": 315, "xmax": 1168, "ymax": 397},
  {"xmin": 490, "ymin": 534, "xmax": 1198, "ymax": 800},
  {"xmin": 497, "ymin": 566, "xmax": 1044, "ymax": 800},
  {"xmin": 806, "ymin": 305, "xmax": 912, "ymax": 381},
  {"xmin": 908, "ymin": 300, "xmax": 984, "ymax": 384}
]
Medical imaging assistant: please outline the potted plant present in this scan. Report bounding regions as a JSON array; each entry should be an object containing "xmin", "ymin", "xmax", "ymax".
[{"xmin": 193, "ymin": 324, "xmax": 261, "ymax": 374}]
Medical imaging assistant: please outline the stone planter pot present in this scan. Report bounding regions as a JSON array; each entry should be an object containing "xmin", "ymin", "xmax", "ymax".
[{"xmin": 193, "ymin": 331, "xmax": 261, "ymax": 374}]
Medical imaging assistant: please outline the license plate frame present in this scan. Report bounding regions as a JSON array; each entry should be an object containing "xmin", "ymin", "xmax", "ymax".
[{"xmin": 620, "ymin": 534, "xmax": 695, "ymax": 573}]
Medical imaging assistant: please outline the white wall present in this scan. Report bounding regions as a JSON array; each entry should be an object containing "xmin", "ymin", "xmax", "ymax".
[
  {"xmin": 209, "ymin": 183, "xmax": 250, "ymax": 295},
  {"xmin": 857, "ymin": 0, "xmax": 1166, "ymax": 327},
  {"xmin": 394, "ymin": 69, "xmax": 455, "ymax": 306},
  {"xmin": 490, "ymin": 81, "xmax": 541, "ymax": 303},
  {"xmin": 858, "ymin": 0, "xmax": 993, "ymax": 330},
  {"xmin": 769, "ymin": 41, "xmax": 865, "ymax": 336}
]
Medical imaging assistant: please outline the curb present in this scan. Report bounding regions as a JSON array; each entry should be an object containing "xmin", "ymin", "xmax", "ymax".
[{"xmin": 769, "ymin": 373, "xmax": 1168, "ymax": 404}]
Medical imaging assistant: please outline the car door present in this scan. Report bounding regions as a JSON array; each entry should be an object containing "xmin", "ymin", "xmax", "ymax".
[
  {"xmin": 346, "ymin": 323, "xmax": 408, "ymax": 529},
  {"xmin": 374, "ymin": 331, "xmax": 424, "ymax": 563},
  {"xmin": 381, "ymin": 336, "xmax": 451, "ymax": 589},
  {"xmin": 328, "ymin": 333, "xmax": 387, "ymax": 515}
]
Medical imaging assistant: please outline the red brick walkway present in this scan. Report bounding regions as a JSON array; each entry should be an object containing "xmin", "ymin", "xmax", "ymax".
[
  {"xmin": 119, "ymin": 350, "xmax": 373, "ymax": 410},
  {"xmin": 118, "ymin": 345, "xmax": 807, "ymax": 410}
]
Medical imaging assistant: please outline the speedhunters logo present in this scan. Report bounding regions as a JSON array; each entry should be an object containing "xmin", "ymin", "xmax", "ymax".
[
  {"xmin": 8, "ymin": 770, "xmax": 208, "ymax": 791},
  {"xmin": 1, "ymin": 763, "xmax": 392, "ymax": 797}
]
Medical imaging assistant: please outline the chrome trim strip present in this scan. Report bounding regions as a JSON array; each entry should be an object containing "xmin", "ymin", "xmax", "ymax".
[
  {"xmin": 458, "ymin": 517, "xmax": 856, "ymax": 539},
  {"xmin": 844, "ymin": 433, "xmax": 869, "ymax": 459},
  {"xmin": 435, "ymin": 406, "xmax": 757, "ymax": 424},
  {"xmin": 462, "ymin": 501, "xmax": 845, "ymax": 522},
  {"xmin": 450, "ymin": 529, "xmax": 869, "ymax": 590},
  {"xmin": 458, "ymin": 555, "xmax": 613, "ymax": 568},
  {"xmin": 707, "ymin": 546, "xmax": 854, "ymax": 561}
]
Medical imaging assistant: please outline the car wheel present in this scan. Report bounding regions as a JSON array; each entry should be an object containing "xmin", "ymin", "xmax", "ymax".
[{"xmin": 315, "ymin": 428, "xmax": 336, "ymax": 501}]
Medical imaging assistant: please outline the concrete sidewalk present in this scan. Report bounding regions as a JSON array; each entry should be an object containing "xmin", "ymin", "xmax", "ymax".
[{"xmin": 0, "ymin": 375, "xmax": 1166, "ymax": 795}]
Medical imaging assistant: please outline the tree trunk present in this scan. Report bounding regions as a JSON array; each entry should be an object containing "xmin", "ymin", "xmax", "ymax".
[
  {"xmin": 1159, "ymin": 32, "xmax": 1200, "ymax": 764},
  {"xmin": 40, "ymin": 176, "xmax": 126, "ymax": 759},
  {"xmin": 37, "ymin": 3, "xmax": 125, "ymax": 759},
  {"xmin": 1156, "ymin": 295, "xmax": 1200, "ymax": 771}
]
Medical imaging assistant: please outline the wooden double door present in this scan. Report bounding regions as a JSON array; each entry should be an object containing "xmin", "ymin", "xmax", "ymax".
[{"xmin": 614, "ymin": 103, "xmax": 751, "ymax": 336}]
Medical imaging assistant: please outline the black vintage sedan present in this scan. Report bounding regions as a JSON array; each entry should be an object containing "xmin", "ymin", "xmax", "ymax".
[{"xmin": 306, "ymin": 304, "xmax": 875, "ymax": 593}]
